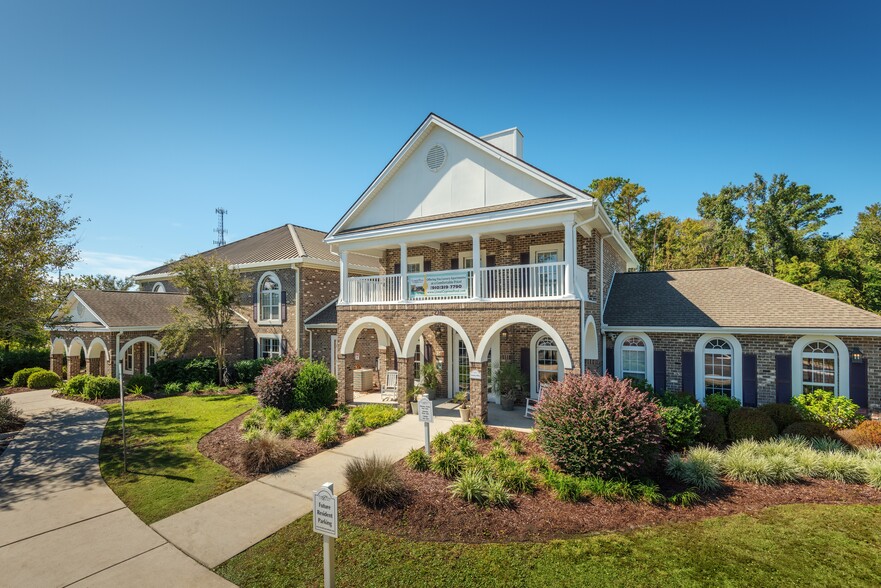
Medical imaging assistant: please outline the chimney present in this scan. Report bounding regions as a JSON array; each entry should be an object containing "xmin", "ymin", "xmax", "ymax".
[{"xmin": 480, "ymin": 127, "xmax": 523, "ymax": 159}]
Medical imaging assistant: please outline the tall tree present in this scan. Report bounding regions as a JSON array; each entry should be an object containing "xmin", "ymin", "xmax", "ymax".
[
  {"xmin": 158, "ymin": 256, "xmax": 248, "ymax": 385},
  {"xmin": 586, "ymin": 177, "xmax": 647, "ymax": 247},
  {"xmin": 696, "ymin": 185, "xmax": 750, "ymax": 266},
  {"xmin": 0, "ymin": 155, "xmax": 79, "ymax": 345},
  {"xmin": 59, "ymin": 273, "xmax": 136, "ymax": 294}
]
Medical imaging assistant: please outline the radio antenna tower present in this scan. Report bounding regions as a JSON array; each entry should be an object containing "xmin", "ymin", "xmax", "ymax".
[{"xmin": 214, "ymin": 208, "xmax": 228, "ymax": 247}]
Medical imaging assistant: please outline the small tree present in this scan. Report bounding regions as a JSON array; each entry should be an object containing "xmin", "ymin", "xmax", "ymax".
[{"xmin": 159, "ymin": 255, "xmax": 248, "ymax": 385}]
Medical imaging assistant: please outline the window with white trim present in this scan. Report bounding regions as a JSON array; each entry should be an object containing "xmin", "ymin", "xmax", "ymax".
[
  {"xmin": 146, "ymin": 343, "xmax": 157, "ymax": 370},
  {"xmin": 621, "ymin": 337, "xmax": 647, "ymax": 381},
  {"xmin": 703, "ymin": 338, "xmax": 733, "ymax": 396},
  {"xmin": 259, "ymin": 274, "xmax": 281, "ymax": 322},
  {"xmin": 801, "ymin": 341, "xmax": 837, "ymax": 394},
  {"xmin": 259, "ymin": 336, "xmax": 281, "ymax": 359},
  {"xmin": 124, "ymin": 346, "xmax": 134, "ymax": 373},
  {"xmin": 536, "ymin": 336, "xmax": 561, "ymax": 388},
  {"xmin": 406, "ymin": 256, "xmax": 424, "ymax": 274}
]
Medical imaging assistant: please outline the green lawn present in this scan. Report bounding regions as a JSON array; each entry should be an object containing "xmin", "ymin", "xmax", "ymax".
[
  {"xmin": 99, "ymin": 394, "xmax": 257, "ymax": 524},
  {"xmin": 216, "ymin": 504, "xmax": 881, "ymax": 587}
]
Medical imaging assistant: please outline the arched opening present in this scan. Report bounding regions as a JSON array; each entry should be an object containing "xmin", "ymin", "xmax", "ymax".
[
  {"xmin": 339, "ymin": 317, "xmax": 400, "ymax": 401},
  {"xmin": 67, "ymin": 337, "xmax": 86, "ymax": 379},
  {"xmin": 50, "ymin": 338, "xmax": 68, "ymax": 378},
  {"xmin": 152, "ymin": 282, "xmax": 166, "ymax": 293},
  {"xmin": 118, "ymin": 336, "xmax": 163, "ymax": 377},
  {"xmin": 583, "ymin": 315, "xmax": 599, "ymax": 370},
  {"xmin": 87, "ymin": 338, "xmax": 109, "ymax": 377},
  {"xmin": 402, "ymin": 316, "xmax": 476, "ymax": 399}
]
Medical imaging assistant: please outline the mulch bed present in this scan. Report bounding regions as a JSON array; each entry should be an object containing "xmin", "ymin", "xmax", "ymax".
[
  {"xmin": 1, "ymin": 387, "xmax": 35, "ymax": 395},
  {"xmin": 199, "ymin": 409, "xmax": 365, "ymax": 481},
  {"xmin": 340, "ymin": 427, "xmax": 881, "ymax": 543}
]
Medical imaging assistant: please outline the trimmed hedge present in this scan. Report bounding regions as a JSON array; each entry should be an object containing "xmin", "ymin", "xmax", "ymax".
[
  {"xmin": 696, "ymin": 408, "xmax": 728, "ymax": 446},
  {"xmin": 27, "ymin": 370, "xmax": 61, "ymax": 389},
  {"xmin": 293, "ymin": 361, "xmax": 338, "ymax": 410},
  {"xmin": 0, "ymin": 348, "xmax": 50, "ymax": 382},
  {"xmin": 758, "ymin": 403, "xmax": 803, "ymax": 431},
  {"xmin": 854, "ymin": 420, "xmax": 881, "ymax": 447},
  {"xmin": 782, "ymin": 420, "xmax": 834, "ymax": 440},
  {"xmin": 10, "ymin": 367, "xmax": 45, "ymax": 388},
  {"xmin": 64, "ymin": 374, "xmax": 92, "ymax": 397},
  {"xmin": 148, "ymin": 356, "xmax": 218, "ymax": 386},
  {"xmin": 727, "ymin": 407, "xmax": 778, "ymax": 441},
  {"xmin": 704, "ymin": 393, "xmax": 741, "ymax": 418},
  {"xmin": 255, "ymin": 357, "xmax": 303, "ymax": 412},
  {"xmin": 83, "ymin": 376, "xmax": 119, "ymax": 400},
  {"xmin": 232, "ymin": 358, "xmax": 279, "ymax": 384},
  {"xmin": 660, "ymin": 404, "xmax": 703, "ymax": 450}
]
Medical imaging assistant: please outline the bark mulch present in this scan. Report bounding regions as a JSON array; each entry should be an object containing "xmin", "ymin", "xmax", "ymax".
[
  {"xmin": 1, "ymin": 387, "xmax": 35, "ymax": 395},
  {"xmin": 340, "ymin": 427, "xmax": 881, "ymax": 543},
  {"xmin": 199, "ymin": 410, "xmax": 364, "ymax": 481}
]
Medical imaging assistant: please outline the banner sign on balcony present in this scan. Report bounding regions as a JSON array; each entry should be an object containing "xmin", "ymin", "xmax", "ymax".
[{"xmin": 407, "ymin": 271, "xmax": 470, "ymax": 299}]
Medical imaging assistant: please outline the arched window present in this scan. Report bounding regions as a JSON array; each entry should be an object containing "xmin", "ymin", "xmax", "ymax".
[
  {"xmin": 703, "ymin": 338, "xmax": 733, "ymax": 396},
  {"xmin": 536, "ymin": 336, "xmax": 561, "ymax": 389},
  {"xmin": 621, "ymin": 337, "xmax": 647, "ymax": 381},
  {"xmin": 801, "ymin": 341, "xmax": 837, "ymax": 394},
  {"xmin": 259, "ymin": 273, "xmax": 281, "ymax": 322},
  {"xmin": 152, "ymin": 282, "xmax": 166, "ymax": 293}
]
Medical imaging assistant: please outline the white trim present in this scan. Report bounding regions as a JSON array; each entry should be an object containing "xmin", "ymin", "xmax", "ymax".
[
  {"xmin": 86, "ymin": 337, "xmax": 109, "ymax": 359},
  {"xmin": 67, "ymin": 336, "xmax": 87, "ymax": 354},
  {"xmin": 340, "ymin": 316, "xmax": 402, "ymax": 357},
  {"xmin": 51, "ymin": 337, "xmax": 68, "ymax": 355},
  {"xmin": 792, "ymin": 335, "xmax": 850, "ymax": 399},
  {"xmin": 257, "ymin": 334, "xmax": 283, "ymax": 359},
  {"xmin": 614, "ymin": 332, "xmax": 654, "ymax": 388},
  {"xmin": 303, "ymin": 299, "xmax": 336, "ymax": 326},
  {"xmin": 530, "ymin": 331, "xmax": 564, "ymax": 399},
  {"xmin": 118, "ymin": 336, "xmax": 162, "ymax": 359},
  {"xmin": 257, "ymin": 271, "xmax": 282, "ymax": 325},
  {"xmin": 457, "ymin": 250, "xmax": 487, "ymax": 269},
  {"xmin": 603, "ymin": 325, "xmax": 881, "ymax": 337},
  {"xmin": 133, "ymin": 257, "xmax": 381, "ymax": 282},
  {"xmin": 476, "ymin": 314, "xmax": 573, "ymax": 369},
  {"xmin": 695, "ymin": 333, "xmax": 743, "ymax": 404},
  {"xmin": 123, "ymin": 346, "xmax": 134, "ymax": 374},
  {"xmin": 151, "ymin": 282, "xmax": 166, "ymax": 293},
  {"xmin": 584, "ymin": 315, "xmax": 599, "ymax": 361},
  {"xmin": 405, "ymin": 255, "xmax": 424, "ymax": 273},
  {"xmin": 330, "ymin": 335, "xmax": 338, "ymax": 376},
  {"xmin": 529, "ymin": 243, "xmax": 564, "ymax": 264},
  {"xmin": 402, "ymin": 316, "xmax": 474, "ymax": 361}
]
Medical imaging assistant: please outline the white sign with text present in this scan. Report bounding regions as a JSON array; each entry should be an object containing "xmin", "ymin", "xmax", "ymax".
[{"xmin": 313, "ymin": 483, "xmax": 338, "ymax": 538}]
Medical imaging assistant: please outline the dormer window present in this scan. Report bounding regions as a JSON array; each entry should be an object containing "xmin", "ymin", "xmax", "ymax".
[
  {"xmin": 152, "ymin": 283, "xmax": 166, "ymax": 293},
  {"xmin": 258, "ymin": 272, "xmax": 282, "ymax": 323}
]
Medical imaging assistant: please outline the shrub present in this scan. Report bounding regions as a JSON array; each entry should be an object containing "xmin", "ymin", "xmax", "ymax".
[
  {"xmin": 26, "ymin": 369, "xmax": 61, "ymax": 390},
  {"xmin": 64, "ymin": 374, "xmax": 93, "ymax": 397},
  {"xmin": 350, "ymin": 404, "xmax": 404, "ymax": 429},
  {"xmin": 10, "ymin": 367, "xmax": 44, "ymax": 388},
  {"xmin": 0, "ymin": 348, "xmax": 50, "ymax": 381},
  {"xmin": 431, "ymin": 450, "xmax": 464, "ymax": 479},
  {"xmin": 854, "ymin": 420, "xmax": 881, "ymax": 447},
  {"xmin": 704, "ymin": 393, "xmax": 741, "ymax": 418},
  {"xmin": 343, "ymin": 412, "xmax": 366, "ymax": 437},
  {"xmin": 292, "ymin": 360, "xmax": 337, "ymax": 411},
  {"xmin": 239, "ymin": 430, "xmax": 294, "ymax": 473},
  {"xmin": 541, "ymin": 470, "xmax": 583, "ymax": 502},
  {"xmin": 405, "ymin": 448, "xmax": 431, "ymax": 472},
  {"xmin": 232, "ymin": 358, "xmax": 278, "ymax": 384},
  {"xmin": 758, "ymin": 403, "xmax": 803, "ymax": 431},
  {"xmin": 148, "ymin": 356, "xmax": 218, "ymax": 386},
  {"xmin": 782, "ymin": 421, "xmax": 834, "ymax": 440},
  {"xmin": 83, "ymin": 376, "xmax": 118, "ymax": 400},
  {"xmin": 792, "ymin": 390, "xmax": 864, "ymax": 430},
  {"xmin": 449, "ymin": 469, "xmax": 489, "ymax": 506},
  {"xmin": 727, "ymin": 407, "xmax": 778, "ymax": 441},
  {"xmin": 696, "ymin": 409, "xmax": 727, "ymax": 446},
  {"xmin": 313, "ymin": 419, "xmax": 339, "ymax": 447},
  {"xmin": 163, "ymin": 381, "xmax": 183, "ymax": 395},
  {"xmin": 0, "ymin": 397, "xmax": 24, "ymax": 433},
  {"xmin": 655, "ymin": 391, "xmax": 697, "ymax": 408},
  {"xmin": 186, "ymin": 381, "xmax": 203, "ymax": 393},
  {"xmin": 815, "ymin": 451, "xmax": 868, "ymax": 484},
  {"xmin": 126, "ymin": 374, "xmax": 155, "ymax": 394},
  {"xmin": 255, "ymin": 357, "xmax": 302, "ymax": 412},
  {"xmin": 486, "ymin": 477, "xmax": 512, "ymax": 508},
  {"xmin": 344, "ymin": 455, "xmax": 406, "ymax": 508},
  {"xmin": 534, "ymin": 373, "xmax": 663, "ymax": 478},
  {"xmin": 660, "ymin": 403, "xmax": 703, "ymax": 450}
]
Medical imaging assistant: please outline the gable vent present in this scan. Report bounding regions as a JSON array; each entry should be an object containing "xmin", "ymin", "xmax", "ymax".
[{"xmin": 426, "ymin": 144, "xmax": 447, "ymax": 172}]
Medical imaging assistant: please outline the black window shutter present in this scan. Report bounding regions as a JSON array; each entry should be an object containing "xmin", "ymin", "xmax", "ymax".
[
  {"xmin": 424, "ymin": 343, "xmax": 433, "ymax": 363},
  {"xmin": 280, "ymin": 291, "xmax": 287, "ymax": 322},
  {"xmin": 775, "ymin": 355, "xmax": 792, "ymax": 403},
  {"xmin": 281, "ymin": 337, "xmax": 288, "ymax": 356},
  {"xmin": 423, "ymin": 260, "xmax": 432, "ymax": 273},
  {"xmin": 520, "ymin": 252, "xmax": 530, "ymax": 265},
  {"xmin": 653, "ymin": 350, "xmax": 666, "ymax": 393},
  {"xmin": 681, "ymin": 351, "xmax": 695, "ymax": 395},
  {"xmin": 850, "ymin": 359, "xmax": 869, "ymax": 409},
  {"xmin": 486, "ymin": 255, "xmax": 496, "ymax": 267},
  {"xmin": 605, "ymin": 346, "xmax": 615, "ymax": 376},
  {"xmin": 393, "ymin": 262, "xmax": 401, "ymax": 274},
  {"xmin": 519, "ymin": 347, "xmax": 530, "ymax": 380},
  {"xmin": 742, "ymin": 354, "xmax": 758, "ymax": 407},
  {"xmin": 450, "ymin": 258, "xmax": 459, "ymax": 270},
  {"xmin": 253, "ymin": 338, "xmax": 258, "ymax": 359},
  {"xmin": 252, "ymin": 292, "xmax": 258, "ymax": 322}
]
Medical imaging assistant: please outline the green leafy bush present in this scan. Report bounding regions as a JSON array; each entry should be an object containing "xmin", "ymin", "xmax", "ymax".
[
  {"xmin": 64, "ymin": 374, "xmax": 93, "ymax": 397},
  {"xmin": 292, "ymin": 360, "xmax": 338, "ymax": 411},
  {"xmin": 349, "ymin": 404, "xmax": 404, "ymax": 429},
  {"xmin": 83, "ymin": 376, "xmax": 119, "ymax": 400},
  {"xmin": 148, "ymin": 356, "xmax": 218, "ymax": 386},
  {"xmin": 405, "ymin": 448, "xmax": 431, "ymax": 471},
  {"xmin": 186, "ymin": 381, "xmax": 203, "ymax": 393},
  {"xmin": 660, "ymin": 404, "xmax": 703, "ymax": 450},
  {"xmin": 344, "ymin": 455, "xmax": 406, "ymax": 508},
  {"xmin": 792, "ymin": 390, "xmax": 864, "ymax": 430},
  {"xmin": 727, "ymin": 407, "xmax": 778, "ymax": 441},
  {"xmin": 696, "ymin": 409, "xmax": 727, "ymax": 446},
  {"xmin": 541, "ymin": 470, "xmax": 583, "ymax": 502},
  {"xmin": 26, "ymin": 369, "xmax": 61, "ymax": 389},
  {"xmin": 126, "ymin": 374, "xmax": 155, "ymax": 394},
  {"xmin": 534, "ymin": 373, "xmax": 663, "ymax": 478},
  {"xmin": 431, "ymin": 450, "xmax": 464, "ymax": 479},
  {"xmin": 343, "ymin": 411, "xmax": 366, "ymax": 437},
  {"xmin": 758, "ymin": 403, "xmax": 803, "ymax": 431},
  {"xmin": 313, "ymin": 419, "xmax": 340, "ymax": 447},
  {"xmin": 704, "ymin": 393, "xmax": 741, "ymax": 418},
  {"xmin": 656, "ymin": 392, "xmax": 698, "ymax": 408},
  {"xmin": 782, "ymin": 421, "xmax": 833, "ymax": 440},
  {"xmin": 0, "ymin": 396, "xmax": 24, "ymax": 433},
  {"xmin": 239, "ymin": 430, "xmax": 294, "ymax": 473},
  {"xmin": 10, "ymin": 367, "xmax": 45, "ymax": 388},
  {"xmin": 163, "ymin": 381, "xmax": 183, "ymax": 395},
  {"xmin": 232, "ymin": 358, "xmax": 279, "ymax": 384},
  {"xmin": 0, "ymin": 348, "xmax": 50, "ymax": 381}
]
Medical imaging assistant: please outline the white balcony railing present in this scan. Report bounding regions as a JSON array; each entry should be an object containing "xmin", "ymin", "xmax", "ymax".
[{"xmin": 344, "ymin": 261, "xmax": 577, "ymax": 304}]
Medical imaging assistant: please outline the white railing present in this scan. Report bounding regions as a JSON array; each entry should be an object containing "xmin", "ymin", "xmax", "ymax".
[
  {"xmin": 575, "ymin": 265, "xmax": 595, "ymax": 301},
  {"xmin": 480, "ymin": 262, "xmax": 566, "ymax": 300},
  {"xmin": 347, "ymin": 274, "xmax": 401, "ymax": 304}
]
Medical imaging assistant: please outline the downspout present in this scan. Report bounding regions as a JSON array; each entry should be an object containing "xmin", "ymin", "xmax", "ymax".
[
  {"xmin": 575, "ymin": 205, "xmax": 600, "ymax": 374},
  {"xmin": 308, "ymin": 328, "xmax": 313, "ymax": 360},
  {"xmin": 294, "ymin": 266, "xmax": 301, "ymax": 357}
]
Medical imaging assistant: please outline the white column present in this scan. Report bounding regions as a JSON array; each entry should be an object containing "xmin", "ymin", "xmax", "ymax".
[
  {"xmin": 339, "ymin": 250, "xmax": 349, "ymax": 304},
  {"xmin": 472, "ymin": 233, "xmax": 482, "ymax": 299},
  {"xmin": 400, "ymin": 243, "xmax": 408, "ymax": 302},
  {"xmin": 564, "ymin": 220, "xmax": 575, "ymax": 297}
]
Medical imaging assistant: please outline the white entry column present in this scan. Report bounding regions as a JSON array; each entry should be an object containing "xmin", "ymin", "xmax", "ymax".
[
  {"xmin": 339, "ymin": 250, "xmax": 349, "ymax": 304},
  {"xmin": 400, "ymin": 243, "xmax": 408, "ymax": 302},
  {"xmin": 472, "ymin": 233, "xmax": 482, "ymax": 299},
  {"xmin": 564, "ymin": 220, "xmax": 575, "ymax": 297}
]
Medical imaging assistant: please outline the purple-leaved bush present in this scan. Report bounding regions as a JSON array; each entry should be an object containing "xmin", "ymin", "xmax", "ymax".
[
  {"xmin": 255, "ymin": 356, "xmax": 302, "ymax": 412},
  {"xmin": 534, "ymin": 373, "xmax": 663, "ymax": 478}
]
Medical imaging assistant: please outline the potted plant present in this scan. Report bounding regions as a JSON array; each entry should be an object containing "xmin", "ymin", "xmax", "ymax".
[
  {"xmin": 420, "ymin": 362, "xmax": 439, "ymax": 400},
  {"xmin": 407, "ymin": 386, "xmax": 423, "ymax": 414},
  {"xmin": 454, "ymin": 391, "xmax": 470, "ymax": 421},
  {"xmin": 491, "ymin": 362, "xmax": 528, "ymax": 411}
]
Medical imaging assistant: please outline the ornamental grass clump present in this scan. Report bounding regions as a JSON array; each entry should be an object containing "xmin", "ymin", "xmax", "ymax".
[
  {"xmin": 449, "ymin": 469, "xmax": 489, "ymax": 506},
  {"xmin": 431, "ymin": 450, "xmax": 464, "ymax": 479},
  {"xmin": 814, "ymin": 451, "xmax": 868, "ymax": 484},
  {"xmin": 345, "ymin": 455, "xmax": 407, "ymax": 509},
  {"xmin": 240, "ymin": 430, "xmax": 294, "ymax": 474},
  {"xmin": 405, "ymin": 448, "xmax": 430, "ymax": 472},
  {"xmin": 534, "ymin": 373, "xmax": 663, "ymax": 478}
]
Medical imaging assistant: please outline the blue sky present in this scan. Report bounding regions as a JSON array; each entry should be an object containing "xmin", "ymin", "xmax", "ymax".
[{"xmin": 2, "ymin": 0, "xmax": 879, "ymax": 277}]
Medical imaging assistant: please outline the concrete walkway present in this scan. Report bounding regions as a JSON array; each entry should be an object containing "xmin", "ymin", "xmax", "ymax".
[
  {"xmin": 151, "ymin": 406, "xmax": 461, "ymax": 568},
  {"xmin": 0, "ymin": 390, "xmax": 232, "ymax": 587}
]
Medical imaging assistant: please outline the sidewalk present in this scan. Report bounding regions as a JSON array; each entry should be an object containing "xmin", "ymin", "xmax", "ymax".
[
  {"xmin": 0, "ymin": 389, "xmax": 232, "ymax": 587},
  {"xmin": 151, "ymin": 409, "xmax": 459, "ymax": 568}
]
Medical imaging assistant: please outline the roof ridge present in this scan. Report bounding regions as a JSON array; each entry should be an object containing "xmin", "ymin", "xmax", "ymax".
[
  {"xmin": 620, "ymin": 267, "xmax": 738, "ymax": 276},
  {"xmin": 287, "ymin": 224, "xmax": 306, "ymax": 257}
]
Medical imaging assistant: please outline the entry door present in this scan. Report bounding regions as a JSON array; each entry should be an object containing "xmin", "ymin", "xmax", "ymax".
[{"xmin": 451, "ymin": 331, "xmax": 470, "ymax": 397}]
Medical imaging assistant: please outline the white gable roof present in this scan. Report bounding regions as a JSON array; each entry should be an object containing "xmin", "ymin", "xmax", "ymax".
[{"xmin": 328, "ymin": 114, "xmax": 593, "ymax": 237}]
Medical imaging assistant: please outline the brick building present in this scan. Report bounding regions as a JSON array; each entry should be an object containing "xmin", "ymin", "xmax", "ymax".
[{"xmin": 325, "ymin": 114, "xmax": 881, "ymax": 420}]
